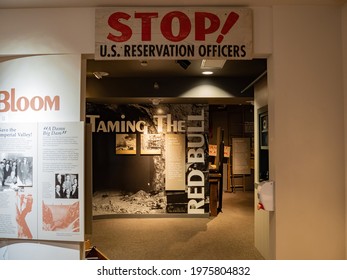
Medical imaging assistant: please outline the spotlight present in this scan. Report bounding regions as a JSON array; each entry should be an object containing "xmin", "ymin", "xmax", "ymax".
[
  {"xmin": 150, "ymin": 98, "xmax": 162, "ymax": 106},
  {"xmin": 176, "ymin": 60, "xmax": 191, "ymax": 70},
  {"xmin": 93, "ymin": 71, "xmax": 109, "ymax": 79}
]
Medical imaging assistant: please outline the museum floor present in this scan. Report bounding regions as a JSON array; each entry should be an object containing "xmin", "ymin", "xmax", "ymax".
[{"xmin": 90, "ymin": 190, "xmax": 264, "ymax": 260}]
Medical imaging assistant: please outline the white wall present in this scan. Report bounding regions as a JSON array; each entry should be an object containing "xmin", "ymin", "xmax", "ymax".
[
  {"xmin": 269, "ymin": 6, "xmax": 345, "ymax": 259},
  {"xmin": 343, "ymin": 3, "xmax": 347, "ymax": 259},
  {"xmin": 254, "ymin": 76, "xmax": 272, "ymax": 259},
  {"xmin": 0, "ymin": 8, "xmax": 95, "ymax": 55}
]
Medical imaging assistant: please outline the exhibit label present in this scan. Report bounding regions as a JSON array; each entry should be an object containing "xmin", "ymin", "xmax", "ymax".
[
  {"xmin": 95, "ymin": 7, "xmax": 253, "ymax": 60},
  {"xmin": 0, "ymin": 88, "xmax": 60, "ymax": 113},
  {"xmin": 0, "ymin": 122, "xmax": 84, "ymax": 242},
  {"xmin": 87, "ymin": 113, "xmax": 202, "ymax": 134}
]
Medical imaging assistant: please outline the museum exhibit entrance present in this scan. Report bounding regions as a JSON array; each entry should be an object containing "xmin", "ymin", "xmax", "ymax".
[{"xmin": 85, "ymin": 6, "xmax": 268, "ymax": 259}]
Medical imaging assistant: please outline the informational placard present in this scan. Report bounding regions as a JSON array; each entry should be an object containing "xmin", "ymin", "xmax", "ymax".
[
  {"xmin": 37, "ymin": 122, "xmax": 84, "ymax": 241},
  {"xmin": 232, "ymin": 138, "xmax": 250, "ymax": 175},
  {"xmin": 165, "ymin": 134, "xmax": 186, "ymax": 191},
  {"xmin": 95, "ymin": 7, "xmax": 253, "ymax": 60},
  {"xmin": 0, "ymin": 123, "xmax": 38, "ymax": 239},
  {"xmin": 0, "ymin": 122, "xmax": 84, "ymax": 242}
]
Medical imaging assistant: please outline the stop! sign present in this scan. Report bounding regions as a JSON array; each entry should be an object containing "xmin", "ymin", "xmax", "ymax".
[{"xmin": 95, "ymin": 7, "xmax": 253, "ymax": 60}]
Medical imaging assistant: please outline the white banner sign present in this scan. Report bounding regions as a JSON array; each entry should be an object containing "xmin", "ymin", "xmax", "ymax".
[{"xmin": 95, "ymin": 7, "xmax": 253, "ymax": 60}]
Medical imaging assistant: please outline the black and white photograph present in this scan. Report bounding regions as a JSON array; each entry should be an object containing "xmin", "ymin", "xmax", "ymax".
[
  {"xmin": 0, "ymin": 155, "xmax": 33, "ymax": 191},
  {"xmin": 55, "ymin": 173, "xmax": 79, "ymax": 199},
  {"xmin": 115, "ymin": 134, "xmax": 137, "ymax": 155},
  {"xmin": 140, "ymin": 134, "xmax": 163, "ymax": 155}
]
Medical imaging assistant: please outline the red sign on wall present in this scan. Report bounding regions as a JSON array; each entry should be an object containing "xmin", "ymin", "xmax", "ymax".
[{"xmin": 95, "ymin": 7, "xmax": 253, "ymax": 60}]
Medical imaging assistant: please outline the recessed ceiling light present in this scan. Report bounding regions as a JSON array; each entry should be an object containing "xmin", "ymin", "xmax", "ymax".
[{"xmin": 202, "ymin": 71, "xmax": 214, "ymax": 75}]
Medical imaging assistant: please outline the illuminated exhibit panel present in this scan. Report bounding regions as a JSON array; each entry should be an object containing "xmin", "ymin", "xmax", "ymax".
[{"xmin": 87, "ymin": 103, "xmax": 209, "ymax": 215}]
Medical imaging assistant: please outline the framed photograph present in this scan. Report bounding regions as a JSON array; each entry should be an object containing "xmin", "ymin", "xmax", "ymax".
[
  {"xmin": 140, "ymin": 134, "xmax": 162, "ymax": 155},
  {"xmin": 115, "ymin": 134, "xmax": 137, "ymax": 155},
  {"xmin": 209, "ymin": 144, "xmax": 217, "ymax": 156},
  {"xmin": 55, "ymin": 173, "xmax": 79, "ymax": 199},
  {"xmin": 261, "ymin": 115, "xmax": 268, "ymax": 132},
  {"xmin": 224, "ymin": 146, "xmax": 231, "ymax": 158},
  {"xmin": 259, "ymin": 111, "xmax": 268, "ymax": 148}
]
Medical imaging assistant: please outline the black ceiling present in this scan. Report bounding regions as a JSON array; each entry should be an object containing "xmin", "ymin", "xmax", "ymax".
[
  {"xmin": 87, "ymin": 58, "xmax": 267, "ymax": 79},
  {"xmin": 86, "ymin": 58, "xmax": 267, "ymax": 105}
]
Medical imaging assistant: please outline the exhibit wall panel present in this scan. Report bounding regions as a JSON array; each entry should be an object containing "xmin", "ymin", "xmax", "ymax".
[
  {"xmin": 270, "ymin": 5, "xmax": 345, "ymax": 259},
  {"xmin": 87, "ymin": 103, "xmax": 209, "ymax": 216},
  {"xmin": 0, "ymin": 54, "xmax": 84, "ymax": 259}
]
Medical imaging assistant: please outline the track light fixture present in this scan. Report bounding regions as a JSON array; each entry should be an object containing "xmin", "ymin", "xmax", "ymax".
[
  {"xmin": 175, "ymin": 60, "xmax": 191, "ymax": 70},
  {"xmin": 93, "ymin": 71, "xmax": 109, "ymax": 79}
]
